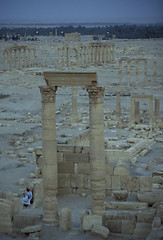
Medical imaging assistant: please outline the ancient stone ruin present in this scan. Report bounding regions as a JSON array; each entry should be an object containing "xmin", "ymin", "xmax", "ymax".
[
  {"xmin": 3, "ymin": 45, "xmax": 36, "ymax": 70},
  {"xmin": 0, "ymin": 35, "xmax": 162, "ymax": 240}
]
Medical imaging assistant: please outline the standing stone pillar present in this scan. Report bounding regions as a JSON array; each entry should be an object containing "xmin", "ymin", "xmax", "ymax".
[
  {"xmin": 14, "ymin": 49, "xmax": 17, "ymax": 69},
  {"xmin": 66, "ymin": 46, "xmax": 70, "ymax": 67},
  {"xmin": 130, "ymin": 97, "xmax": 135, "ymax": 125},
  {"xmin": 81, "ymin": 45, "xmax": 84, "ymax": 67},
  {"xmin": 28, "ymin": 49, "xmax": 31, "ymax": 67},
  {"xmin": 154, "ymin": 61, "xmax": 157, "ymax": 86},
  {"xmin": 18, "ymin": 49, "xmax": 22, "ymax": 69},
  {"xmin": 127, "ymin": 60, "xmax": 130, "ymax": 87},
  {"xmin": 33, "ymin": 49, "xmax": 36, "ymax": 66},
  {"xmin": 116, "ymin": 91, "xmax": 121, "ymax": 122},
  {"xmin": 155, "ymin": 96, "xmax": 160, "ymax": 122},
  {"xmin": 9, "ymin": 50, "xmax": 12, "ymax": 70},
  {"xmin": 58, "ymin": 48, "xmax": 61, "ymax": 69},
  {"xmin": 135, "ymin": 101, "xmax": 140, "ymax": 124},
  {"xmin": 71, "ymin": 87, "xmax": 78, "ymax": 123},
  {"xmin": 39, "ymin": 86, "xmax": 58, "ymax": 225},
  {"xmin": 136, "ymin": 60, "xmax": 139, "ymax": 87},
  {"xmin": 87, "ymin": 86, "xmax": 105, "ymax": 216},
  {"xmin": 149, "ymin": 97, "xmax": 153, "ymax": 126},
  {"xmin": 4, "ymin": 51, "xmax": 8, "ymax": 70},
  {"xmin": 144, "ymin": 60, "xmax": 148, "ymax": 87},
  {"xmin": 119, "ymin": 60, "xmax": 122, "ymax": 85},
  {"xmin": 24, "ymin": 48, "xmax": 27, "ymax": 68}
]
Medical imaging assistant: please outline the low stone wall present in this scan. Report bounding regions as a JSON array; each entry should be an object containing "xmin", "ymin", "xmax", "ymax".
[{"xmin": 35, "ymin": 141, "xmax": 158, "ymax": 196}]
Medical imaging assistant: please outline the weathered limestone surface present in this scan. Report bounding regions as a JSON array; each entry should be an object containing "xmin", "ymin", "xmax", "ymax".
[
  {"xmin": 87, "ymin": 86, "xmax": 105, "ymax": 216},
  {"xmin": 137, "ymin": 192, "xmax": 163, "ymax": 205},
  {"xmin": 91, "ymin": 224, "xmax": 110, "ymax": 239},
  {"xmin": 83, "ymin": 215, "xmax": 102, "ymax": 231},
  {"xmin": 0, "ymin": 198, "xmax": 13, "ymax": 233},
  {"xmin": 59, "ymin": 208, "xmax": 71, "ymax": 231},
  {"xmin": 39, "ymin": 86, "xmax": 58, "ymax": 225},
  {"xmin": 21, "ymin": 224, "xmax": 42, "ymax": 233}
]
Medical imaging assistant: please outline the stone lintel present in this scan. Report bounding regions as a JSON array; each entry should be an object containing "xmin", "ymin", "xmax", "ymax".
[
  {"xmin": 131, "ymin": 95, "xmax": 153, "ymax": 100},
  {"xmin": 43, "ymin": 71, "xmax": 97, "ymax": 87}
]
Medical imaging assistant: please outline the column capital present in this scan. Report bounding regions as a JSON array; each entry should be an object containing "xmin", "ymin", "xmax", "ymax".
[
  {"xmin": 39, "ymin": 86, "xmax": 58, "ymax": 103},
  {"xmin": 86, "ymin": 86, "xmax": 104, "ymax": 104}
]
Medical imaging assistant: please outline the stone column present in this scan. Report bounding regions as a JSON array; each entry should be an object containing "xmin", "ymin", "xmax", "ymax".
[
  {"xmin": 71, "ymin": 87, "xmax": 78, "ymax": 123},
  {"xmin": 28, "ymin": 49, "xmax": 31, "ymax": 67},
  {"xmin": 18, "ymin": 49, "xmax": 22, "ymax": 69},
  {"xmin": 66, "ymin": 46, "xmax": 70, "ymax": 67},
  {"xmin": 24, "ymin": 48, "xmax": 27, "ymax": 68},
  {"xmin": 155, "ymin": 96, "xmax": 160, "ymax": 122},
  {"xmin": 9, "ymin": 50, "xmax": 12, "ymax": 70},
  {"xmin": 81, "ymin": 45, "xmax": 83, "ymax": 67},
  {"xmin": 14, "ymin": 49, "xmax": 17, "ymax": 69},
  {"xmin": 4, "ymin": 51, "xmax": 8, "ymax": 70},
  {"xmin": 136, "ymin": 60, "xmax": 139, "ymax": 87},
  {"xmin": 145, "ymin": 60, "xmax": 148, "ymax": 87},
  {"xmin": 33, "ymin": 49, "xmax": 36, "ymax": 66},
  {"xmin": 135, "ymin": 101, "xmax": 140, "ymax": 124},
  {"xmin": 119, "ymin": 60, "xmax": 122, "ymax": 85},
  {"xmin": 127, "ymin": 60, "xmax": 130, "ymax": 87},
  {"xmin": 130, "ymin": 97, "xmax": 135, "ymax": 125},
  {"xmin": 149, "ymin": 97, "xmax": 153, "ymax": 126},
  {"xmin": 154, "ymin": 61, "xmax": 157, "ymax": 86},
  {"xmin": 58, "ymin": 48, "xmax": 61, "ymax": 69},
  {"xmin": 39, "ymin": 86, "xmax": 58, "ymax": 225},
  {"xmin": 116, "ymin": 91, "xmax": 121, "ymax": 122},
  {"xmin": 87, "ymin": 86, "xmax": 105, "ymax": 216}
]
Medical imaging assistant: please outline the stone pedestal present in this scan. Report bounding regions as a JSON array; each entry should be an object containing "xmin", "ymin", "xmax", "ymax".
[
  {"xmin": 39, "ymin": 86, "xmax": 58, "ymax": 225},
  {"xmin": 87, "ymin": 86, "xmax": 105, "ymax": 216}
]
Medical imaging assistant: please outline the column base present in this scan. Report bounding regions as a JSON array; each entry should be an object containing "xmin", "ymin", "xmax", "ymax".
[{"xmin": 43, "ymin": 217, "xmax": 59, "ymax": 227}]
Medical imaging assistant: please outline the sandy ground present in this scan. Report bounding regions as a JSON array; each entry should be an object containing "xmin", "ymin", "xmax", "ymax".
[{"xmin": 0, "ymin": 36, "xmax": 163, "ymax": 239}]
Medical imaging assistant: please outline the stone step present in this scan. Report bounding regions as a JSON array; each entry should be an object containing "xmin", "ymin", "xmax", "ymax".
[{"xmin": 105, "ymin": 201, "xmax": 148, "ymax": 211}]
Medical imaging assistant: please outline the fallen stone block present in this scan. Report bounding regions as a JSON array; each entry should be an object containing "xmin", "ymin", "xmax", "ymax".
[
  {"xmin": 133, "ymin": 222, "xmax": 151, "ymax": 239},
  {"xmin": 137, "ymin": 192, "xmax": 163, "ymax": 205},
  {"xmin": 105, "ymin": 201, "xmax": 148, "ymax": 210},
  {"xmin": 80, "ymin": 210, "xmax": 89, "ymax": 231},
  {"xmin": 21, "ymin": 224, "xmax": 42, "ymax": 233},
  {"xmin": 137, "ymin": 208, "xmax": 156, "ymax": 223},
  {"xmin": 152, "ymin": 216, "xmax": 161, "ymax": 228},
  {"xmin": 59, "ymin": 208, "xmax": 71, "ymax": 231},
  {"xmin": 83, "ymin": 215, "xmax": 102, "ymax": 231},
  {"xmin": 91, "ymin": 224, "xmax": 110, "ymax": 239},
  {"xmin": 122, "ymin": 219, "xmax": 135, "ymax": 234}
]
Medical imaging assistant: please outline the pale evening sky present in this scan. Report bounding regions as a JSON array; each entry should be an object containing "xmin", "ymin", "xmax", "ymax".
[{"xmin": 0, "ymin": 0, "xmax": 163, "ymax": 23}]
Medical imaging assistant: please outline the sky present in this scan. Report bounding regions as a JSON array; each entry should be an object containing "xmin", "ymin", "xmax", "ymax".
[{"xmin": 0, "ymin": 0, "xmax": 163, "ymax": 24}]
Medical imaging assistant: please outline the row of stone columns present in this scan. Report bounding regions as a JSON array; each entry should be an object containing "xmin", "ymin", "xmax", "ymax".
[
  {"xmin": 116, "ymin": 92, "xmax": 160, "ymax": 125},
  {"xmin": 39, "ymin": 85, "xmax": 105, "ymax": 224},
  {"xmin": 119, "ymin": 58, "xmax": 148, "ymax": 87},
  {"xmin": 58, "ymin": 43, "xmax": 115, "ymax": 69},
  {"xmin": 3, "ymin": 46, "xmax": 36, "ymax": 70}
]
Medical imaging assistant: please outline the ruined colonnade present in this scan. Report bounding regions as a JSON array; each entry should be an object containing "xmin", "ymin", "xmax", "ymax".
[
  {"xmin": 58, "ymin": 42, "xmax": 115, "ymax": 69},
  {"xmin": 119, "ymin": 57, "xmax": 148, "ymax": 88},
  {"xmin": 39, "ymin": 72, "xmax": 105, "ymax": 224},
  {"xmin": 3, "ymin": 45, "xmax": 36, "ymax": 70}
]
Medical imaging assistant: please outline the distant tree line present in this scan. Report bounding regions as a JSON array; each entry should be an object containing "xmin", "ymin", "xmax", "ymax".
[{"xmin": 0, "ymin": 24, "xmax": 163, "ymax": 40}]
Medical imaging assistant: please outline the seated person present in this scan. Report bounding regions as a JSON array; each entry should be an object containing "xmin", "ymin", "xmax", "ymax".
[{"xmin": 21, "ymin": 188, "xmax": 33, "ymax": 207}]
